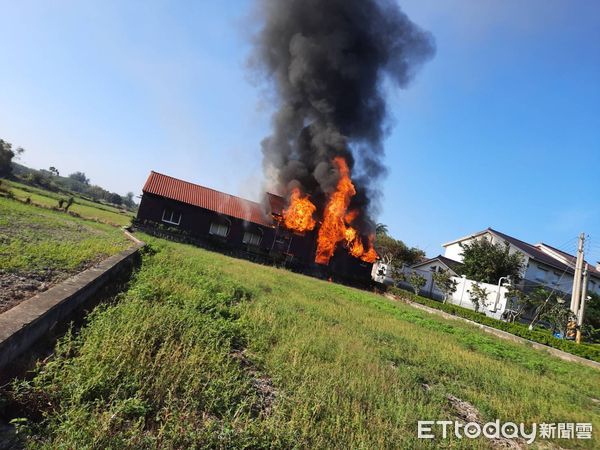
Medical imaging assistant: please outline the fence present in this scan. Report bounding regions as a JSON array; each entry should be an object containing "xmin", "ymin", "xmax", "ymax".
[{"xmin": 397, "ymin": 267, "xmax": 510, "ymax": 320}]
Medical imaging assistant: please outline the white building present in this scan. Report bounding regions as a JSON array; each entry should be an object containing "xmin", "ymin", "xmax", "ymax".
[
  {"xmin": 396, "ymin": 254, "xmax": 510, "ymax": 319},
  {"xmin": 442, "ymin": 228, "xmax": 600, "ymax": 297},
  {"xmin": 372, "ymin": 227, "xmax": 599, "ymax": 318}
]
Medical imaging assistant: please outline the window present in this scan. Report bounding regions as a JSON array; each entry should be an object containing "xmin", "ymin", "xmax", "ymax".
[
  {"xmin": 536, "ymin": 267, "xmax": 548, "ymax": 282},
  {"xmin": 243, "ymin": 231, "xmax": 262, "ymax": 246},
  {"xmin": 551, "ymin": 272, "xmax": 561, "ymax": 285},
  {"xmin": 162, "ymin": 209, "xmax": 181, "ymax": 225},
  {"xmin": 430, "ymin": 265, "xmax": 437, "ymax": 272},
  {"xmin": 209, "ymin": 221, "xmax": 229, "ymax": 237}
]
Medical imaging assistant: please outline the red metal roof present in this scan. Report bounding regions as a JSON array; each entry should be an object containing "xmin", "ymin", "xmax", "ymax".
[
  {"xmin": 266, "ymin": 192, "xmax": 286, "ymax": 216},
  {"xmin": 142, "ymin": 171, "xmax": 277, "ymax": 228}
]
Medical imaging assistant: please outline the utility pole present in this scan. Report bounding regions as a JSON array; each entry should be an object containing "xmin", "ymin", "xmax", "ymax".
[
  {"xmin": 570, "ymin": 232, "xmax": 585, "ymax": 314},
  {"xmin": 576, "ymin": 265, "xmax": 589, "ymax": 344}
]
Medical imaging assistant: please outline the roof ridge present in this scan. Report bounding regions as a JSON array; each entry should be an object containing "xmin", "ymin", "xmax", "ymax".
[
  {"xmin": 537, "ymin": 242, "xmax": 575, "ymax": 258},
  {"xmin": 438, "ymin": 254, "xmax": 461, "ymax": 263},
  {"xmin": 487, "ymin": 227, "xmax": 537, "ymax": 248},
  {"xmin": 148, "ymin": 170, "xmax": 264, "ymax": 208}
]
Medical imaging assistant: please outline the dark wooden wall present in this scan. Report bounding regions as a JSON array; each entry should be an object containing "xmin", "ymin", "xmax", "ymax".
[
  {"xmin": 136, "ymin": 193, "xmax": 373, "ymax": 285},
  {"xmin": 136, "ymin": 193, "xmax": 315, "ymax": 266}
]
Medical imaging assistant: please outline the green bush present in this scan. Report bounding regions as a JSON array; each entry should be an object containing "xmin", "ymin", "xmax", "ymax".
[{"xmin": 388, "ymin": 287, "xmax": 600, "ymax": 362}]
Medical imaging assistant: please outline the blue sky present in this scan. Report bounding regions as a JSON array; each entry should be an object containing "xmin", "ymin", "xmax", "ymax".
[{"xmin": 1, "ymin": 0, "xmax": 599, "ymax": 263}]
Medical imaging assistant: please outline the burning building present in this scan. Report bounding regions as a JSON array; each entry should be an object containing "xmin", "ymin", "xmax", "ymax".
[
  {"xmin": 250, "ymin": 0, "xmax": 435, "ymax": 268},
  {"xmin": 137, "ymin": 1, "xmax": 434, "ymax": 285},
  {"xmin": 135, "ymin": 171, "xmax": 375, "ymax": 284}
]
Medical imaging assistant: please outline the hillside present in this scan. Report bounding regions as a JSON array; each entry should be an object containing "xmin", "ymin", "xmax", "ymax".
[
  {"xmin": 1, "ymin": 179, "xmax": 134, "ymax": 227},
  {"xmin": 6, "ymin": 235, "xmax": 599, "ymax": 449}
]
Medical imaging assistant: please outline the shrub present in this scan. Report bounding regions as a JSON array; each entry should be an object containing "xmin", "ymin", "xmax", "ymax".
[
  {"xmin": 406, "ymin": 271, "xmax": 426, "ymax": 295},
  {"xmin": 388, "ymin": 288, "xmax": 600, "ymax": 362}
]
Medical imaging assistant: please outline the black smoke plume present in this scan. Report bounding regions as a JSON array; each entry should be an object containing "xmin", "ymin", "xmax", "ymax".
[{"xmin": 251, "ymin": 0, "xmax": 435, "ymax": 230}]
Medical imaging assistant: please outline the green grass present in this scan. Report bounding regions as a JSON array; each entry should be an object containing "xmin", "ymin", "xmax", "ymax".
[
  {"xmin": 388, "ymin": 287, "xmax": 600, "ymax": 362},
  {"xmin": 2, "ymin": 179, "xmax": 134, "ymax": 227},
  {"xmin": 0, "ymin": 196, "xmax": 131, "ymax": 273},
  {"xmin": 8, "ymin": 236, "xmax": 600, "ymax": 449}
]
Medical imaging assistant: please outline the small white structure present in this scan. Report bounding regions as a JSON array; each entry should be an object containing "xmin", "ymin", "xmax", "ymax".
[{"xmin": 371, "ymin": 261, "xmax": 393, "ymax": 285}]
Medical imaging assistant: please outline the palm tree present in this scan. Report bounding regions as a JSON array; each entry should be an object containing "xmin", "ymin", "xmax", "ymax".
[{"xmin": 375, "ymin": 223, "xmax": 388, "ymax": 236}]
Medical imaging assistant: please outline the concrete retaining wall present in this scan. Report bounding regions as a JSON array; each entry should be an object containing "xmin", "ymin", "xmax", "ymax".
[{"xmin": 0, "ymin": 239, "xmax": 144, "ymax": 376}]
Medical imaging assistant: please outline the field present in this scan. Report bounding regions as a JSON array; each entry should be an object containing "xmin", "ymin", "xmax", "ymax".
[
  {"xmin": 1, "ymin": 179, "xmax": 134, "ymax": 227},
  {"xmin": 7, "ymin": 235, "xmax": 599, "ymax": 449},
  {"xmin": 0, "ymin": 196, "xmax": 131, "ymax": 312}
]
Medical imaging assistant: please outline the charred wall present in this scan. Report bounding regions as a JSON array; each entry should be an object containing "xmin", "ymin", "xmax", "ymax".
[{"xmin": 136, "ymin": 193, "xmax": 373, "ymax": 285}]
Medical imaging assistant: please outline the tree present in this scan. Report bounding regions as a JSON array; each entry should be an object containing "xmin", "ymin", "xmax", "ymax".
[
  {"xmin": 25, "ymin": 170, "xmax": 52, "ymax": 188},
  {"xmin": 527, "ymin": 288, "xmax": 564, "ymax": 329},
  {"xmin": 108, "ymin": 192, "xmax": 123, "ymax": 205},
  {"xmin": 459, "ymin": 238, "xmax": 524, "ymax": 284},
  {"xmin": 49, "ymin": 166, "xmax": 60, "ymax": 176},
  {"xmin": 87, "ymin": 185, "xmax": 107, "ymax": 201},
  {"xmin": 504, "ymin": 286, "xmax": 536, "ymax": 323},
  {"xmin": 467, "ymin": 282, "xmax": 490, "ymax": 312},
  {"xmin": 582, "ymin": 292, "xmax": 600, "ymax": 342},
  {"xmin": 64, "ymin": 197, "xmax": 74, "ymax": 212},
  {"xmin": 375, "ymin": 223, "xmax": 388, "ymax": 236},
  {"xmin": 0, "ymin": 139, "xmax": 24, "ymax": 177},
  {"xmin": 542, "ymin": 302, "xmax": 576, "ymax": 337},
  {"xmin": 375, "ymin": 233, "xmax": 425, "ymax": 267},
  {"xmin": 407, "ymin": 271, "xmax": 427, "ymax": 295},
  {"xmin": 432, "ymin": 270, "xmax": 458, "ymax": 303},
  {"xmin": 391, "ymin": 268, "xmax": 406, "ymax": 286},
  {"xmin": 124, "ymin": 192, "xmax": 135, "ymax": 208},
  {"xmin": 69, "ymin": 171, "xmax": 90, "ymax": 185}
]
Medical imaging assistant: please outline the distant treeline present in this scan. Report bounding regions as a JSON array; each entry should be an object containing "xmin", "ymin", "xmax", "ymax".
[
  {"xmin": 13, "ymin": 163, "xmax": 137, "ymax": 209},
  {"xmin": 1, "ymin": 137, "xmax": 136, "ymax": 209}
]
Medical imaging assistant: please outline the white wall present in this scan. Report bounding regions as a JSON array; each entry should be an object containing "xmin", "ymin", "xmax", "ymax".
[
  {"xmin": 443, "ymin": 232, "xmax": 530, "ymax": 277},
  {"xmin": 448, "ymin": 276, "xmax": 509, "ymax": 320},
  {"xmin": 443, "ymin": 242, "xmax": 464, "ymax": 262},
  {"xmin": 523, "ymin": 261, "xmax": 573, "ymax": 296},
  {"xmin": 589, "ymin": 277, "xmax": 600, "ymax": 295},
  {"xmin": 522, "ymin": 261, "xmax": 600, "ymax": 297},
  {"xmin": 397, "ymin": 266, "xmax": 442, "ymax": 300},
  {"xmin": 398, "ymin": 267, "xmax": 510, "ymax": 320}
]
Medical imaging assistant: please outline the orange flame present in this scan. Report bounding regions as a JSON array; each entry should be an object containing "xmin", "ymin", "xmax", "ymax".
[
  {"xmin": 344, "ymin": 209, "xmax": 359, "ymax": 224},
  {"xmin": 359, "ymin": 234, "xmax": 378, "ymax": 263},
  {"xmin": 315, "ymin": 157, "xmax": 378, "ymax": 265},
  {"xmin": 282, "ymin": 187, "xmax": 316, "ymax": 232}
]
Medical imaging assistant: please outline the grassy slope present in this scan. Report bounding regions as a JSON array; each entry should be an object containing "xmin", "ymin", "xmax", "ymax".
[
  {"xmin": 0, "ymin": 197, "xmax": 130, "ymax": 272},
  {"xmin": 11, "ymin": 236, "xmax": 600, "ymax": 449},
  {"xmin": 2, "ymin": 179, "xmax": 134, "ymax": 226},
  {"xmin": 391, "ymin": 289, "xmax": 600, "ymax": 362}
]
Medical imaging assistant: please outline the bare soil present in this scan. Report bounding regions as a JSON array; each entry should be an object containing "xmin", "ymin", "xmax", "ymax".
[
  {"xmin": 231, "ymin": 348, "xmax": 277, "ymax": 417},
  {"xmin": 0, "ymin": 269, "xmax": 67, "ymax": 314}
]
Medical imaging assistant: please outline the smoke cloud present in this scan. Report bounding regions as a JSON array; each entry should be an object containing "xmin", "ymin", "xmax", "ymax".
[{"xmin": 251, "ymin": 0, "xmax": 435, "ymax": 231}]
